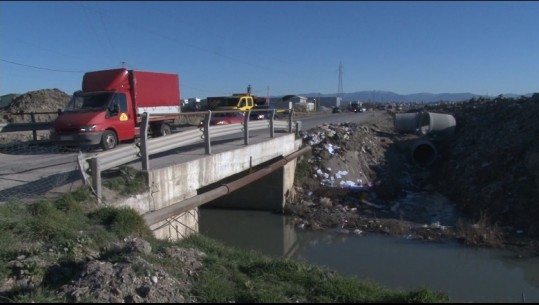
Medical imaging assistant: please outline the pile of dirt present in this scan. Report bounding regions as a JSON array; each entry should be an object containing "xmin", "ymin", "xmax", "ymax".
[
  {"xmin": 432, "ymin": 96, "xmax": 539, "ymax": 235},
  {"xmin": 3, "ymin": 237, "xmax": 205, "ymax": 303},
  {"xmin": 288, "ymin": 113, "xmax": 460, "ymax": 241},
  {"xmin": 0, "ymin": 89, "xmax": 70, "ymax": 142},
  {"xmin": 1, "ymin": 88, "xmax": 70, "ymax": 123}
]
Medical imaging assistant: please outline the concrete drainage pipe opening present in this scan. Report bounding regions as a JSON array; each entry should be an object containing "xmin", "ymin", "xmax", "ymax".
[{"xmin": 411, "ymin": 140, "xmax": 437, "ymax": 167}]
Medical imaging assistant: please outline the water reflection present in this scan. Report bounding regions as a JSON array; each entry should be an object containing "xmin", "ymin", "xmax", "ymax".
[{"xmin": 199, "ymin": 208, "xmax": 539, "ymax": 303}]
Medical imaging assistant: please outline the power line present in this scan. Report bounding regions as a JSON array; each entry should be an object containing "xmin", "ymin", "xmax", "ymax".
[{"xmin": 0, "ymin": 59, "xmax": 85, "ymax": 73}]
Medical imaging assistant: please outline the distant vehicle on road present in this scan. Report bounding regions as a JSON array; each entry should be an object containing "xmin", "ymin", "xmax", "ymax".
[{"xmin": 332, "ymin": 107, "xmax": 342, "ymax": 113}]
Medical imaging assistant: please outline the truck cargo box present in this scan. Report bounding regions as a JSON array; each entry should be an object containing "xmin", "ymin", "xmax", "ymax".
[
  {"xmin": 82, "ymin": 69, "xmax": 130, "ymax": 92},
  {"xmin": 131, "ymin": 70, "xmax": 180, "ymax": 114}
]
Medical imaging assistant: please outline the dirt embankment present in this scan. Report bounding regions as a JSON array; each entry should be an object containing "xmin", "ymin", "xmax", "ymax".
[{"xmin": 286, "ymin": 94, "xmax": 539, "ymax": 257}]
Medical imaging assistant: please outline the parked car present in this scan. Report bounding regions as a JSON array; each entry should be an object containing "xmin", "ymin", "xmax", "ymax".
[{"xmin": 199, "ymin": 111, "xmax": 245, "ymax": 126}]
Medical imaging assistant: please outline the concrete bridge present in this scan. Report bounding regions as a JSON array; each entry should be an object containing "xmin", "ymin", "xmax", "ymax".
[{"xmin": 108, "ymin": 132, "xmax": 306, "ymax": 240}]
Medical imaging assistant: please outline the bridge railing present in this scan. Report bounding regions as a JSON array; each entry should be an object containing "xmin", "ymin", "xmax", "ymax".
[{"xmin": 76, "ymin": 109, "xmax": 300, "ymax": 200}]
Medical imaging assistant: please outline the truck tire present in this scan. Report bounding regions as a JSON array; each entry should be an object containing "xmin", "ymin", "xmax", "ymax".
[
  {"xmin": 101, "ymin": 130, "xmax": 118, "ymax": 150},
  {"xmin": 161, "ymin": 123, "xmax": 171, "ymax": 136},
  {"xmin": 152, "ymin": 123, "xmax": 171, "ymax": 137}
]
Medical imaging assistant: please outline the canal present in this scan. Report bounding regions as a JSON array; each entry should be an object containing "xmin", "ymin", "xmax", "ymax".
[{"xmin": 199, "ymin": 208, "xmax": 539, "ymax": 303}]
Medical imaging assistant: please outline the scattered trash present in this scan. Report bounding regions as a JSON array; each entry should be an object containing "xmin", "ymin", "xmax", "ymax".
[{"xmin": 353, "ymin": 229, "xmax": 363, "ymax": 235}]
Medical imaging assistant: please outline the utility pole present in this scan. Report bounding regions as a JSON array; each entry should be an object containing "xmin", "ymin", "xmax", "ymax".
[
  {"xmin": 267, "ymin": 86, "xmax": 270, "ymax": 104},
  {"xmin": 337, "ymin": 61, "xmax": 343, "ymax": 107}
]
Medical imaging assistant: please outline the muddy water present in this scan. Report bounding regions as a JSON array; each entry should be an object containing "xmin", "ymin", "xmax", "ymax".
[{"xmin": 199, "ymin": 208, "xmax": 539, "ymax": 303}]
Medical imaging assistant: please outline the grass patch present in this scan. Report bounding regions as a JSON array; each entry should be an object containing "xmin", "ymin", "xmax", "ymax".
[
  {"xmin": 88, "ymin": 206, "xmax": 153, "ymax": 240},
  {"xmin": 102, "ymin": 166, "xmax": 148, "ymax": 195}
]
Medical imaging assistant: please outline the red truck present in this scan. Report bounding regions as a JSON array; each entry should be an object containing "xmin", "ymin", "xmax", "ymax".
[{"xmin": 51, "ymin": 68, "xmax": 180, "ymax": 150}]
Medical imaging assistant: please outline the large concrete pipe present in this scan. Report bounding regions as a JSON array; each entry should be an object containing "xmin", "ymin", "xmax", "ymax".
[
  {"xmin": 410, "ymin": 139, "xmax": 437, "ymax": 167},
  {"xmin": 418, "ymin": 112, "xmax": 456, "ymax": 138},
  {"xmin": 394, "ymin": 112, "xmax": 419, "ymax": 133}
]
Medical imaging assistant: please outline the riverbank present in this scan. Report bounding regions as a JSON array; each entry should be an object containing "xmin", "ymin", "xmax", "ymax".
[{"xmin": 0, "ymin": 187, "xmax": 447, "ymax": 303}]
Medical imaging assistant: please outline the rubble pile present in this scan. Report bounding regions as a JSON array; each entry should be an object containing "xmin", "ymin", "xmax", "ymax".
[
  {"xmin": 288, "ymin": 112, "xmax": 445, "ymax": 236},
  {"xmin": 0, "ymin": 89, "xmax": 71, "ymax": 142},
  {"xmin": 299, "ymin": 122, "xmax": 387, "ymax": 191},
  {"xmin": 1, "ymin": 88, "xmax": 70, "ymax": 123},
  {"xmin": 6, "ymin": 238, "xmax": 204, "ymax": 303}
]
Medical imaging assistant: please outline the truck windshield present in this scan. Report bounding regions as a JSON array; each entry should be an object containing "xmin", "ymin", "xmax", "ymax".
[
  {"xmin": 223, "ymin": 98, "xmax": 241, "ymax": 107},
  {"xmin": 65, "ymin": 93, "xmax": 113, "ymax": 111}
]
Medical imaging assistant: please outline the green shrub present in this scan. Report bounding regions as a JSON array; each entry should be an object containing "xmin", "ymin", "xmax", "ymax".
[{"xmin": 89, "ymin": 207, "xmax": 153, "ymax": 239}]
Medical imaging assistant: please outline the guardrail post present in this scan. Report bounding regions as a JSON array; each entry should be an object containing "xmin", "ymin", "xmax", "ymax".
[
  {"xmin": 77, "ymin": 151, "xmax": 91, "ymax": 185},
  {"xmin": 140, "ymin": 112, "xmax": 150, "ymax": 171},
  {"xmin": 244, "ymin": 110, "xmax": 250, "ymax": 145},
  {"xmin": 30, "ymin": 113, "xmax": 37, "ymax": 141},
  {"xmin": 288, "ymin": 109, "xmax": 294, "ymax": 133},
  {"xmin": 204, "ymin": 111, "xmax": 211, "ymax": 155},
  {"xmin": 89, "ymin": 157, "xmax": 102, "ymax": 203},
  {"xmin": 270, "ymin": 109, "xmax": 275, "ymax": 138}
]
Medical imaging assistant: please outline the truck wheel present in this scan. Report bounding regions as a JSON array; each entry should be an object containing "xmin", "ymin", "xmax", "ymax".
[
  {"xmin": 160, "ymin": 124, "xmax": 171, "ymax": 136},
  {"xmin": 101, "ymin": 130, "xmax": 118, "ymax": 150},
  {"xmin": 152, "ymin": 123, "xmax": 171, "ymax": 137}
]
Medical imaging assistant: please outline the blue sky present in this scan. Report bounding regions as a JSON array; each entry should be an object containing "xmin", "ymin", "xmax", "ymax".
[{"xmin": 1, "ymin": 1, "xmax": 538, "ymax": 99}]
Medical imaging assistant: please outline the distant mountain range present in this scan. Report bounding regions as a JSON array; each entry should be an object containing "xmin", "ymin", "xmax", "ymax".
[
  {"xmin": 1, "ymin": 90, "xmax": 536, "ymax": 108},
  {"xmin": 298, "ymin": 90, "xmax": 534, "ymax": 103}
]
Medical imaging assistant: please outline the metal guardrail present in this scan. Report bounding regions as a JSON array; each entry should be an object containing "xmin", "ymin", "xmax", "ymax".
[{"xmin": 78, "ymin": 109, "xmax": 298, "ymax": 200}]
